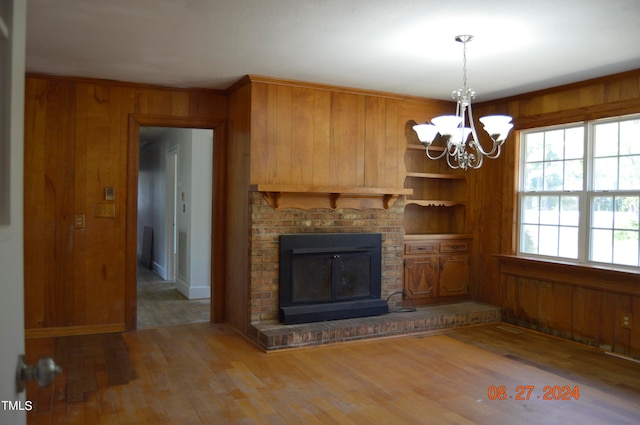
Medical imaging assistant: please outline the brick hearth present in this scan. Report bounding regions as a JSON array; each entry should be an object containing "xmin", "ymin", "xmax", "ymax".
[{"xmin": 249, "ymin": 302, "xmax": 501, "ymax": 350}]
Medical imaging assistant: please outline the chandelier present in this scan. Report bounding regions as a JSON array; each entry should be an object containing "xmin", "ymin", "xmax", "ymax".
[{"xmin": 412, "ymin": 35, "xmax": 513, "ymax": 170}]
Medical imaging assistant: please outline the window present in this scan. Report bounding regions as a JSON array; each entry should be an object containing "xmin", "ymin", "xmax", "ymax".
[{"xmin": 518, "ymin": 115, "xmax": 640, "ymax": 270}]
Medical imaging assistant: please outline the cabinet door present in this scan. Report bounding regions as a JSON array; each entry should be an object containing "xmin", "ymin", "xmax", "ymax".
[
  {"xmin": 404, "ymin": 256, "xmax": 438, "ymax": 299},
  {"xmin": 438, "ymin": 255, "xmax": 469, "ymax": 296}
]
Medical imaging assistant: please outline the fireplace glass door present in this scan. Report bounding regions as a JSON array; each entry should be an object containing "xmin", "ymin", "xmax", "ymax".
[{"xmin": 291, "ymin": 252, "xmax": 372, "ymax": 303}]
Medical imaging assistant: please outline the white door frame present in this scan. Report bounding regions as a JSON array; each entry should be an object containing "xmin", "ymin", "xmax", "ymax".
[{"xmin": 165, "ymin": 146, "xmax": 178, "ymax": 281}]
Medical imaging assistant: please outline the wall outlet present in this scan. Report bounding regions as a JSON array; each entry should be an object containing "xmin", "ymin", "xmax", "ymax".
[
  {"xmin": 74, "ymin": 214, "xmax": 85, "ymax": 229},
  {"xmin": 622, "ymin": 314, "xmax": 632, "ymax": 329}
]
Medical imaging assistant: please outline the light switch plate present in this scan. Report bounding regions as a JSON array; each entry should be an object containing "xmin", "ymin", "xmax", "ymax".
[{"xmin": 105, "ymin": 186, "xmax": 115, "ymax": 201}]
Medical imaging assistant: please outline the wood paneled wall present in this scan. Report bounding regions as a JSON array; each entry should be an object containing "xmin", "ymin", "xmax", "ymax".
[
  {"xmin": 24, "ymin": 75, "xmax": 227, "ymax": 336},
  {"xmin": 471, "ymin": 69, "xmax": 640, "ymax": 356},
  {"xmin": 246, "ymin": 76, "xmax": 451, "ymax": 188},
  {"xmin": 224, "ymin": 81, "xmax": 252, "ymax": 334}
]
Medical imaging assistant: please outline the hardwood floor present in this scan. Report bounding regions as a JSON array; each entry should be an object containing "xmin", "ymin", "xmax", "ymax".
[
  {"xmin": 136, "ymin": 267, "xmax": 210, "ymax": 329},
  {"xmin": 25, "ymin": 323, "xmax": 640, "ymax": 424}
]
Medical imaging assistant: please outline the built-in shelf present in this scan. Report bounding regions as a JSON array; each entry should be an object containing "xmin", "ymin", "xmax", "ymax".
[
  {"xmin": 404, "ymin": 140, "xmax": 468, "ymax": 235},
  {"xmin": 252, "ymin": 184, "xmax": 413, "ymax": 210}
]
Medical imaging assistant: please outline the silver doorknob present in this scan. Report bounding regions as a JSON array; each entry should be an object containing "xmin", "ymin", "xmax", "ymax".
[{"xmin": 16, "ymin": 354, "xmax": 62, "ymax": 393}]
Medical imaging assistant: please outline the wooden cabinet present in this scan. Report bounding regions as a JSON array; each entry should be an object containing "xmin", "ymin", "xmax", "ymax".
[{"xmin": 403, "ymin": 236, "xmax": 470, "ymax": 304}]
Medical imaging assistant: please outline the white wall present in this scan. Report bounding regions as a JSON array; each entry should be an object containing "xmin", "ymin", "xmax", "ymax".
[
  {"xmin": 137, "ymin": 127, "xmax": 212, "ymax": 299},
  {"xmin": 185, "ymin": 129, "xmax": 213, "ymax": 298}
]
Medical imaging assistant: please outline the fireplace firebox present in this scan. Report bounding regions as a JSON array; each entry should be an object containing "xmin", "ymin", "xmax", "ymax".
[{"xmin": 279, "ymin": 233, "xmax": 388, "ymax": 324}]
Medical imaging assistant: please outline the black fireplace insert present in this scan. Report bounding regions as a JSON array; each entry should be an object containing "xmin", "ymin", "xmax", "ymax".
[{"xmin": 279, "ymin": 233, "xmax": 388, "ymax": 324}]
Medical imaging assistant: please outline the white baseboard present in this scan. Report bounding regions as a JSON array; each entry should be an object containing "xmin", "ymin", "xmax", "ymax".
[
  {"xmin": 175, "ymin": 278, "xmax": 210, "ymax": 299},
  {"xmin": 175, "ymin": 278, "xmax": 190, "ymax": 298},
  {"xmin": 152, "ymin": 261, "xmax": 167, "ymax": 280},
  {"xmin": 187, "ymin": 285, "xmax": 210, "ymax": 299}
]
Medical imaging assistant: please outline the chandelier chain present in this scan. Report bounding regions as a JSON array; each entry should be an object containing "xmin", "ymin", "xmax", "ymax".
[{"xmin": 462, "ymin": 38, "xmax": 468, "ymax": 89}]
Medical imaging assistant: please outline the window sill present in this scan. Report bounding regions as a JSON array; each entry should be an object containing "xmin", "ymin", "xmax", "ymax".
[{"xmin": 496, "ymin": 254, "xmax": 640, "ymax": 296}]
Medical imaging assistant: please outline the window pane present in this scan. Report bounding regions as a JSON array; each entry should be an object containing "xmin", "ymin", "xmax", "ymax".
[
  {"xmin": 564, "ymin": 159, "xmax": 583, "ymax": 190},
  {"xmin": 524, "ymin": 163, "xmax": 543, "ymax": 191},
  {"xmin": 544, "ymin": 130, "xmax": 564, "ymax": 160},
  {"xmin": 594, "ymin": 122, "xmax": 619, "ymax": 157},
  {"xmin": 619, "ymin": 156, "xmax": 640, "ymax": 190},
  {"xmin": 613, "ymin": 231, "xmax": 639, "ymax": 266},
  {"xmin": 521, "ymin": 196, "xmax": 540, "ymax": 224},
  {"xmin": 560, "ymin": 196, "xmax": 580, "ymax": 226},
  {"xmin": 558, "ymin": 226, "xmax": 579, "ymax": 259},
  {"xmin": 620, "ymin": 120, "xmax": 640, "ymax": 155},
  {"xmin": 593, "ymin": 157, "xmax": 618, "ymax": 190},
  {"xmin": 539, "ymin": 225, "xmax": 559, "ymax": 256},
  {"xmin": 592, "ymin": 196, "xmax": 613, "ymax": 228},
  {"xmin": 540, "ymin": 196, "xmax": 559, "ymax": 225},
  {"xmin": 564, "ymin": 127, "xmax": 584, "ymax": 159},
  {"xmin": 525, "ymin": 132, "xmax": 544, "ymax": 162},
  {"xmin": 614, "ymin": 196, "xmax": 640, "ymax": 230},
  {"xmin": 544, "ymin": 161, "xmax": 564, "ymax": 191},
  {"xmin": 521, "ymin": 224, "xmax": 539, "ymax": 254},
  {"xmin": 591, "ymin": 229, "xmax": 612, "ymax": 263}
]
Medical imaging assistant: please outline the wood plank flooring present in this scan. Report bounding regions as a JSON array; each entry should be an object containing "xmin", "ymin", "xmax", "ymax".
[
  {"xmin": 25, "ymin": 323, "xmax": 640, "ymax": 424},
  {"xmin": 136, "ymin": 268, "xmax": 210, "ymax": 329}
]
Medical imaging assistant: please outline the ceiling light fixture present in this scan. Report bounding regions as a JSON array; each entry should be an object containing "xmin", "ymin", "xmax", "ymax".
[{"xmin": 413, "ymin": 35, "xmax": 513, "ymax": 170}]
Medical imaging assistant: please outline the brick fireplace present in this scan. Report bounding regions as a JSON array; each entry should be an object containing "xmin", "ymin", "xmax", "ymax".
[{"xmin": 248, "ymin": 191, "xmax": 405, "ymax": 325}]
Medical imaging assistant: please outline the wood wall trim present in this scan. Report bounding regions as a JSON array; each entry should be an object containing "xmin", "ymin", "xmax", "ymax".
[
  {"xmin": 245, "ymin": 74, "xmax": 454, "ymax": 105},
  {"xmin": 513, "ymin": 98, "xmax": 640, "ymax": 129},
  {"xmin": 26, "ymin": 72, "xmax": 227, "ymax": 95},
  {"xmin": 25, "ymin": 323, "xmax": 126, "ymax": 339},
  {"xmin": 498, "ymin": 255, "xmax": 640, "ymax": 296},
  {"xmin": 477, "ymin": 68, "xmax": 640, "ymax": 107}
]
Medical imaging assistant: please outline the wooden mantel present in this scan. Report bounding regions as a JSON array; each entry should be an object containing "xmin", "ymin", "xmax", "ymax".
[{"xmin": 251, "ymin": 184, "xmax": 413, "ymax": 210}]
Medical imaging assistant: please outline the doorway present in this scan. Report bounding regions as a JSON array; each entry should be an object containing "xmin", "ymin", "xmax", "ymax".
[
  {"xmin": 136, "ymin": 126, "xmax": 213, "ymax": 328},
  {"xmin": 126, "ymin": 116, "xmax": 226, "ymax": 331}
]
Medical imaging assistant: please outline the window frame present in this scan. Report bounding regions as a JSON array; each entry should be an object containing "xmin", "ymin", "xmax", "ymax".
[{"xmin": 517, "ymin": 114, "xmax": 640, "ymax": 272}]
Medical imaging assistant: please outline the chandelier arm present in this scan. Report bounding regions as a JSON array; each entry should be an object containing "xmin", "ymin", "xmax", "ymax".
[
  {"xmin": 446, "ymin": 151, "xmax": 461, "ymax": 170},
  {"xmin": 424, "ymin": 145, "xmax": 450, "ymax": 160},
  {"xmin": 469, "ymin": 153, "xmax": 483, "ymax": 169},
  {"xmin": 485, "ymin": 143, "xmax": 502, "ymax": 159},
  {"xmin": 467, "ymin": 104, "xmax": 499, "ymax": 157},
  {"xmin": 466, "ymin": 142, "xmax": 483, "ymax": 169}
]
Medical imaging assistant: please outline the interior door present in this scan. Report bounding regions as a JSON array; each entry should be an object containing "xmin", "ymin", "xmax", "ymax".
[{"xmin": 0, "ymin": 0, "xmax": 27, "ymax": 423}]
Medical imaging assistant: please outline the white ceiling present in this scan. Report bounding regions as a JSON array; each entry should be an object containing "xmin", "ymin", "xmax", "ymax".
[{"xmin": 26, "ymin": 0, "xmax": 640, "ymax": 101}]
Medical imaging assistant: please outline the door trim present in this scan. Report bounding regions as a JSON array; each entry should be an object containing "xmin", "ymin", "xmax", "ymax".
[
  {"xmin": 126, "ymin": 114, "xmax": 227, "ymax": 330},
  {"xmin": 165, "ymin": 145, "xmax": 178, "ymax": 281}
]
